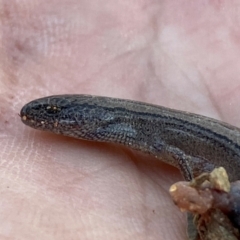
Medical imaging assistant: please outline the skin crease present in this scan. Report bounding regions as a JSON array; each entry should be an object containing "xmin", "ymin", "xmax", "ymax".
[{"xmin": 1, "ymin": 0, "xmax": 240, "ymax": 240}]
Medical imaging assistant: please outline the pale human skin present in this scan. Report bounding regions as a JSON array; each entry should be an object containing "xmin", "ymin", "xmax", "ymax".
[{"xmin": 1, "ymin": 1, "xmax": 240, "ymax": 240}]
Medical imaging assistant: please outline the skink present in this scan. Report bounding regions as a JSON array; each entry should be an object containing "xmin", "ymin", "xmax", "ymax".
[
  {"xmin": 20, "ymin": 94, "xmax": 240, "ymax": 181},
  {"xmin": 20, "ymin": 94, "xmax": 240, "ymax": 239}
]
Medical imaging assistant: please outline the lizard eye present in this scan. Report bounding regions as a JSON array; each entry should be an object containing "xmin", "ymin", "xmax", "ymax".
[{"xmin": 45, "ymin": 105, "xmax": 61, "ymax": 114}]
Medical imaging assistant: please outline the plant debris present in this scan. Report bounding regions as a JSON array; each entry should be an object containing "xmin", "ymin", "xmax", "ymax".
[{"xmin": 169, "ymin": 167, "xmax": 240, "ymax": 240}]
